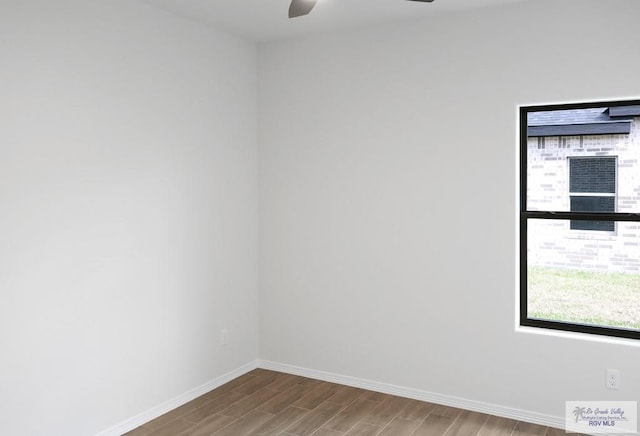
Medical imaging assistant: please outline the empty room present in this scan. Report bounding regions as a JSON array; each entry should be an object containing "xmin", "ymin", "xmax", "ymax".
[{"xmin": 1, "ymin": 0, "xmax": 639, "ymax": 435}]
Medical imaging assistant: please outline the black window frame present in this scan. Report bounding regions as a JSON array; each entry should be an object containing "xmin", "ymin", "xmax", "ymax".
[{"xmin": 519, "ymin": 99, "xmax": 640, "ymax": 341}]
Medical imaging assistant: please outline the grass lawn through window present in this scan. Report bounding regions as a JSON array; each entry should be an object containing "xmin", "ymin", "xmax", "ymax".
[{"xmin": 528, "ymin": 266, "xmax": 640, "ymax": 330}]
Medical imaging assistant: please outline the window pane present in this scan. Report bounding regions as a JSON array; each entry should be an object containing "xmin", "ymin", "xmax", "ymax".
[
  {"xmin": 569, "ymin": 219, "xmax": 615, "ymax": 232},
  {"xmin": 527, "ymin": 218, "xmax": 640, "ymax": 331},
  {"xmin": 569, "ymin": 157, "xmax": 615, "ymax": 193},
  {"xmin": 570, "ymin": 195, "xmax": 615, "ymax": 213},
  {"xmin": 522, "ymin": 101, "xmax": 640, "ymax": 339},
  {"xmin": 569, "ymin": 196, "xmax": 615, "ymax": 231},
  {"xmin": 525, "ymin": 104, "xmax": 640, "ymax": 213}
]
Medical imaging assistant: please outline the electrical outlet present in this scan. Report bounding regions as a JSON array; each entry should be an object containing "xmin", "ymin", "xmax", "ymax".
[
  {"xmin": 221, "ymin": 329, "xmax": 229, "ymax": 346},
  {"xmin": 606, "ymin": 368, "xmax": 620, "ymax": 390}
]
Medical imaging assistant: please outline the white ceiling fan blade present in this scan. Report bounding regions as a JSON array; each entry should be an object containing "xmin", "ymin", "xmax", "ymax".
[{"xmin": 289, "ymin": 0, "xmax": 318, "ymax": 18}]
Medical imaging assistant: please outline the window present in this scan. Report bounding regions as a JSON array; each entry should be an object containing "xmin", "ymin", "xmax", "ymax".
[
  {"xmin": 520, "ymin": 99, "xmax": 640, "ymax": 340},
  {"xmin": 569, "ymin": 157, "xmax": 616, "ymax": 232}
]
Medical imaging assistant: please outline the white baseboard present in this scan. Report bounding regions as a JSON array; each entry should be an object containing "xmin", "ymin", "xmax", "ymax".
[
  {"xmin": 258, "ymin": 360, "xmax": 566, "ymax": 430},
  {"xmin": 96, "ymin": 358, "xmax": 632, "ymax": 436},
  {"xmin": 95, "ymin": 360, "xmax": 259, "ymax": 436}
]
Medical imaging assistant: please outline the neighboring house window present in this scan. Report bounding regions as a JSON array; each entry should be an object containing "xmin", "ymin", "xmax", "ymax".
[
  {"xmin": 520, "ymin": 99, "xmax": 640, "ymax": 341},
  {"xmin": 569, "ymin": 157, "xmax": 616, "ymax": 232}
]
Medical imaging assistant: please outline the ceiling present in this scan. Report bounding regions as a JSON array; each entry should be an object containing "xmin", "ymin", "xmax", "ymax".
[{"xmin": 141, "ymin": 0, "xmax": 531, "ymax": 42}]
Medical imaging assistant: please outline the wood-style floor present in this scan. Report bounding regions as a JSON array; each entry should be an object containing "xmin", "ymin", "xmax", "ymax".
[{"xmin": 124, "ymin": 369, "xmax": 579, "ymax": 436}]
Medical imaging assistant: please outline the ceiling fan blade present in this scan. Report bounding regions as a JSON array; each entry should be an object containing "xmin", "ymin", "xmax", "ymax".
[
  {"xmin": 289, "ymin": 0, "xmax": 317, "ymax": 18},
  {"xmin": 406, "ymin": 0, "xmax": 435, "ymax": 2}
]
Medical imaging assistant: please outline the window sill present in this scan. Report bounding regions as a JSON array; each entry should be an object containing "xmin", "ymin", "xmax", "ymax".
[
  {"xmin": 565, "ymin": 230, "xmax": 617, "ymax": 241},
  {"xmin": 515, "ymin": 324, "xmax": 640, "ymax": 347}
]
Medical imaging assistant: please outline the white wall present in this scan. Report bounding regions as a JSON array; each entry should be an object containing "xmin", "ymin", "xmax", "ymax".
[
  {"xmin": 259, "ymin": 0, "xmax": 640, "ymax": 422},
  {"xmin": 0, "ymin": 1, "xmax": 258, "ymax": 435}
]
